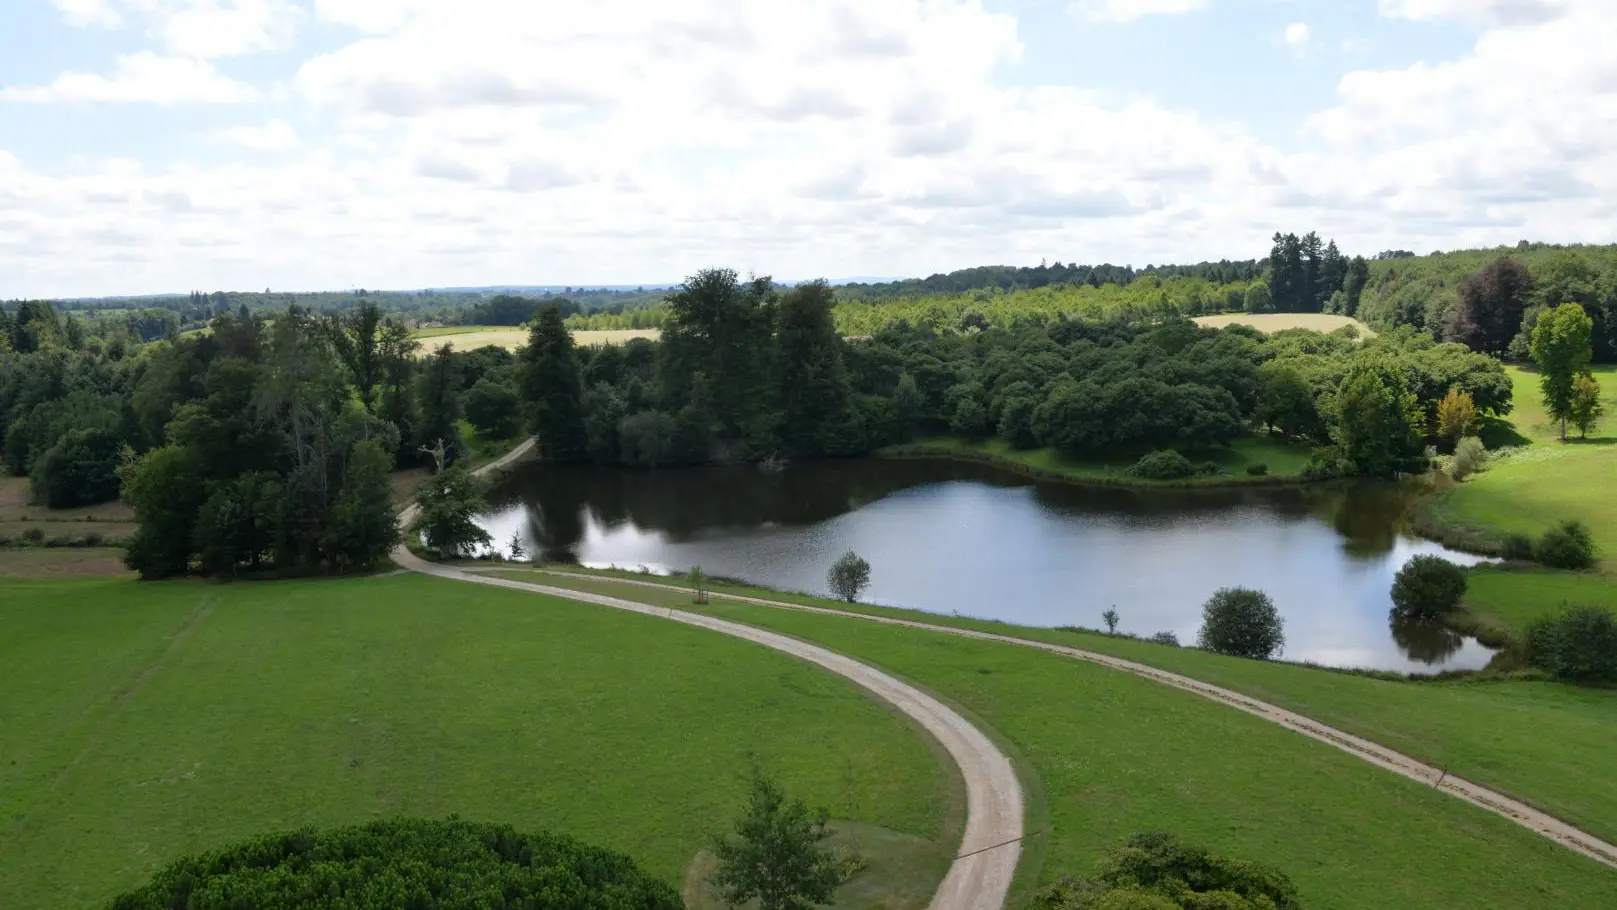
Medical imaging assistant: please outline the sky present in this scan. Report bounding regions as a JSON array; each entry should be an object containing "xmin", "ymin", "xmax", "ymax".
[{"xmin": 1, "ymin": 0, "xmax": 1614, "ymax": 298}]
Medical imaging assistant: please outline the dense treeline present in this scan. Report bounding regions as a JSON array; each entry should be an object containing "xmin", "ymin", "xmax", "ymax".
[
  {"xmin": 0, "ymin": 296, "xmax": 529, "ymax": 578},
  {"xmin": 522, "ymin": 268, "xmax": 1510, "ymax": 480},
  {"xmin": 838, "ymin": 259, "xmax": 1262, "ymax": 301}
]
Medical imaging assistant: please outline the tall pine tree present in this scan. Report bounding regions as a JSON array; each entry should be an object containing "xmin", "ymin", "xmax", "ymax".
[{"xmin": 520, "ymin": 304, "xmax": 588, "ymax": 462}]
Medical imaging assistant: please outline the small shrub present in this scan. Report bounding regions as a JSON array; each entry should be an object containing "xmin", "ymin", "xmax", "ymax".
[
  {"xmin": 1450, "ymin": 436, "xmax": 1487, "ymax": 480},
  {"xmin": 1501, "ymin": 533, "xmax": 1536, "ymax": 562},
  {"xmin": 1149, "ymin": 631, "xmax": 1181, "ymax": 647},
  {"xmin": 1197, "ymin": 587, "xmax": 1285, "ymax": 660},
  {"xmin": 82, "ymin": 532, "xmax": 105, "ymax": 547},
  {"xmin": 1196, "ymin": 461, "xmax": 1224, "ymax": 477},
  {"xmin": 1032, "ymin": 832, "xmax": 1302, "ymax": 910},
  {"xmin": 44, "ymin": 535, "xmax": 74, "ymax": 548},
  {"xmin": 1128, "ymin": 450, "xmax": 1195, "ymax": 481},
  {"xmin": 21, "ymin": 528, "xmax": 44, "ymax": 546},
  {"xmin": 827, "ymin": 550, "xmax": 871, "ymax": 603},
  {"xmin": 1525, "ymin": 606, "xmax": 1617, "ymax": 683},
  {"xmin": 1245, "ymin": 463, "xmax": 1269, "ymax": 477},
  {"xmin": 1536, "ymin": 520, "xmax": 1598, "ymax": 570},
  {"xmin": 1102, "ymin": 609, "xmax": 1119, "ymax": 634},
  {"xmin": 1389, "ymin": 555, "xmax": 1467, "ymax": 621}
]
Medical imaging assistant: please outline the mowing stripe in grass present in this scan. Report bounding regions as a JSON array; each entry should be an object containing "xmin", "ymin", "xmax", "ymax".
[
  {"xmin": 393, "ymin": 549, "xmax": 1026, "ymax": 910},
  {"xmin": 510, "ymin": 567, "xmax": 1617, "ymax": 872}
]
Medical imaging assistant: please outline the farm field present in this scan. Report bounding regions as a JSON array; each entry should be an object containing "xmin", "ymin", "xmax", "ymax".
[
  {"xmin": 1191, "ymin": 313, "xmax": 1377, "ymax": 335},
  {"xmin": 412, "ymin": 326, "xmax": 660, "ymax": 351},
  {"xmin": 1421, "ymin": 365, "xmax": 1617, "ymax": 570},
  {"xmin": 0, "ymin": 475, "xmax": 135, "ymax": 548},
  {"xmin": 0, "ymin": 574, "xmax": 952, "ymax": 910},
  {"xmin": 490, "ymin": 568, "xmax": 1617, "ymax": 910},
  {"xmin": 509, "ymin": 568, "xmax": 1617, "ymax": 853}
]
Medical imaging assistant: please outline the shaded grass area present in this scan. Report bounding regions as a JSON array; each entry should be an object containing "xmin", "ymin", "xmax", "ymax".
[
  {"xmin": 882, "ymin": 434, "xmax": 1313, "ymax": 488},
  {"xmin": 503, "ymin": 568, "xmax": 1617, "ymax": 853},
  {"xmin": 487, "ymin": 570, "xmax": 1617, "ymax": 909},
  {"xmin": 0, "ymin": 547, "xmax": 132, "ymax": 578},
  {"xmin": 1465, "ymin": 566, "xmax": 1617, "ymax": 636},
  {"xmin": 0, "ymin": 575, "xmax": 952, "ymax": 910}
]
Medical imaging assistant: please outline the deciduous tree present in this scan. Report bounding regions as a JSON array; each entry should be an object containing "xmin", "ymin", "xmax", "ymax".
[
  {"xmin": 1450, "ymin": 257, "xmax": 1533, "ymax": 356},
  {"xmin": 1530, "ymin": 302, "xmax": 1594, "ymax": 441},
  {"xmin": 520, "ymin": 305, "xmax": 589, "ymax": 462}
]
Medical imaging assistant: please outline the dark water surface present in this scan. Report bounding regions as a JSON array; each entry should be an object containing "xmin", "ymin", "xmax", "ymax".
[{"xmin": 477, "ymin": 459, "xmax": 1495, "ymax": 673}]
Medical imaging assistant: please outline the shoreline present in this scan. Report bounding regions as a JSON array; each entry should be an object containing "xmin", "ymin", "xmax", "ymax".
[{"xmin": 876, "ymin": 442, "xmax": 1324, "ymax": 492}]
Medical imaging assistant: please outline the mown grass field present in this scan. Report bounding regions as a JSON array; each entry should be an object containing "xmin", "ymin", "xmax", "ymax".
[
  {"xmin": 0, "ymin": 574, "xmax": 953, "ymax": 910},
  {"xmin": 412, "ymin": 326, "xmax": 660, "ymax": 351},
  {"xmin": 886, "ymin": 434, "xmax": 1314, "ymax": 485},
  {"xmin": 1191, "ymin": 313, "xmax": 1377, "ymax": 336},
  {"xmin": 1424, "ymin": 365, "xmax": 1617, "ymax": 570},
  {"xmin": 506, "ymin": 568, "xmax": 1617, "ymax": 854},
  {"xmin": 490, "ymin": 569, "xmax": 1617, "ymax": 909}
]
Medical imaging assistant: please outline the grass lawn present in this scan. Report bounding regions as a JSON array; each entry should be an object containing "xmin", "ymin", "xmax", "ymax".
[
  {"xmin": 1192, "ymin": 313, "xmax": 1377, "ymax": 337},
  {"xmin": 1420, "ymin": 365, "xmax": 1617, "ymax": 571},
  {"xmin": 0, "ymin": 574, "xmax": 953, "ymax": 910},
  {"xmin": 0, "ymin": 546, "xmax": 131, "ymax": 578},
  {"xmin": 884, "ymin": 434, "xmax": 1313, "ymax": 486},
  {"xmin": 503, "ymin": 568, "xmax": 1617, "ymax": 855},
  {"xmin": 487, "ymin": 570, "xmax": 1617, "ymax": 909},
  {"xmin": 412, "ymin": 326, "xmax": 659, "ymax": 351},
  {"xmin": 1465, "ymin": 565, "xmax": 1617, "ymax": 635}
]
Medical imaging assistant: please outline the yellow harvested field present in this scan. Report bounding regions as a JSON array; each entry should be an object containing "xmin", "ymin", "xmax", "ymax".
[
  {"xmin": 1192, "ymin": 313, "xmax": 1377, "ymax": 336},
  {"xmin": 411, "ymin": 328, "xmax": 661, "ymax": 352}
]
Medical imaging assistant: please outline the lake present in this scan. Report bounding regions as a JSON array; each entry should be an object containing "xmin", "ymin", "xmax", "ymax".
[{"xmin": 476, "ymin": 459, "xmax": 1496, "ymax": 673}]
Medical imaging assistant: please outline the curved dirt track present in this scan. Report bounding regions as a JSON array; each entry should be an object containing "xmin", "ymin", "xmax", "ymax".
[
  {"xmin": 516, "ymin": 569, "xmax": 1617, "ymax": 873},
  {"xmin": 394, "ymin": 442, "xmax": 1025, "ymax": 910}
]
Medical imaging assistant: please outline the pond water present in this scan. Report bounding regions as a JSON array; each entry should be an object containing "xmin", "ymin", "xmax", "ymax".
[{"xmin": 476, "ymin": 459, "xmax": 1497, "ymax": 673}]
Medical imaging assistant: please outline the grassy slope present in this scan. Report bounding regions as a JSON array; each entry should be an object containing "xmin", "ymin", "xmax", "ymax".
[
  {"xmin": 484, "ymin": 571, "xmax": 1616, "ymax": 909},
  {"xmin": 1424, "ymin": 365, "xmax": 1617, "ymax": 568},
  {"xmin": 888, "ymin": 435, "xmax": 1313, "ymax": 485},
  {"xmin": 0, "ymin": 575, "xmax": 951, "ymax": 910},
  {"xmin": 505, "ymin": 569, "xmax": 1617, "ymax": 852}
]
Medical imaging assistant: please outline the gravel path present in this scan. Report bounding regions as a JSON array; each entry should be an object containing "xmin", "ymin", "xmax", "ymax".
[{"xmin": 393, "ymin": 440, "xmax": 1026, "ymax": 910}]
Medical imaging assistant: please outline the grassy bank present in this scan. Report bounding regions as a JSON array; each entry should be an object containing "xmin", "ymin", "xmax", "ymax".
[
  {"xmin": 502, "ymin": 567, "xmax": 1617, "ymax": 853},
  {"xmin": 1465, "ymin": 565, "xmax": 1617, "ymax": 636},
  {"xmin": 880, "ymin": 435, "xmax": 1313, "ymax": 489},
  {"xmin": 491, "ymin": 568, "xmax": 1617, "ymax": 909},
  {"xmin": 0, "ymin": 574, "xmax": 953, "ymax": 909}
]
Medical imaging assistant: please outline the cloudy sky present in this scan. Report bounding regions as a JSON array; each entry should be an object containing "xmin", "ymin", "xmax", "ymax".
[{"xmin": 2, "ymin": 0, "xmax": 1612, "ymax": 298}]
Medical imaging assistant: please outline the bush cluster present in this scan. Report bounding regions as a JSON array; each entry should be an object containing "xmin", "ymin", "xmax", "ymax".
[
  {"xmin": 1500, "ymin": 533, "xmax": 1536, "ymax": 562},
  {"xmin": 1129, "ymin": 450, "xmax": 1195, "ymax": 481},
  {"xmin": 1032, "ymin": 832, "xmax": 1303, "ymax": 910},
  {"xmin": 1525, "ymin": 607, "xmax": 1617, "ymax": 683},
  {"xmin": 1245, "ymin": 462, "xmax": 1268, "ymax": 477},
  {"xmin": 1536, "ymin": 520, "xmax": 1598, "ymax": 570},
  {"xmin": 1450, "ymin": 436, "xmax": 1487, "ymax": 480},
  {"xmin": 107, "ymin": 817, "xmax": 682, "ymax": 910}
]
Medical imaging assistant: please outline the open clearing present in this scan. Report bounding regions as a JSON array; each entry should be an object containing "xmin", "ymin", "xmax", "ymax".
[
  {"xmin": 1192, "ymin": 313, "xmax": 1377, "ymax": 336},
  {"xmin": 0, "ymin": 574, "xmax": 952, "ymax": 910},
  {"xmin": 1422, "ymin": 365, "xmax": 1617, "ymax": 571},
  {"xmin": 412, "ymin": 326, "xmax": 660, "ymax": 351},
  {"xmin": 1465, "ymin": 565, "xmax": 1617, "ymax": 634},
  {"xmin": 489, "ymin": 568, "xmax": 1617, "ymax": 909},
  {"xmin": 0, "ymin": 476, "xmax": 135, "ymax": 547}
]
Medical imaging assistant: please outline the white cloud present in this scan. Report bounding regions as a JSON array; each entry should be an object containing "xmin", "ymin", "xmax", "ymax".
[
  {"xmin": 0, "ymin": 53, "xmax": 261, "ymax": 104},
  {"xmin": 1070, "ymin": 0, "xmax": 1207, "ymax": 22},
  {"xmin": 51, "ymin": 0, "xmax": 122, "ymax": 27},
  {"xmin": 1378, "ymin": 0, "xmax": 1569, "ymax": 26},
  {"xmin": 48, "ymin": 1, "xmax": 305, "ymax": 57},
  {"xmin": 7, "ymin": 0, "xmax": 1617, "ymax": 297},
  {"xmin": 1284, "ymin": 21, "xmax": 1311, "ymax": 53},
  {"xmin": 211, "ymin": 120, "xmax": 301, "ymax": 151}
]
